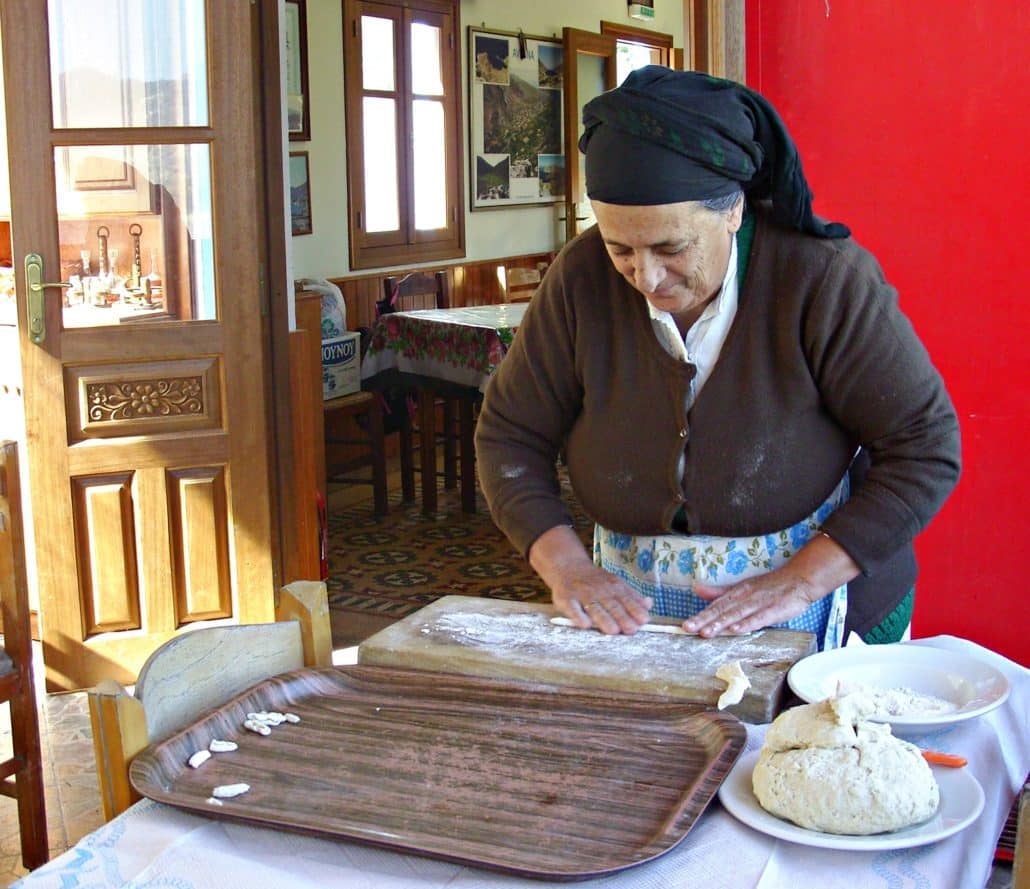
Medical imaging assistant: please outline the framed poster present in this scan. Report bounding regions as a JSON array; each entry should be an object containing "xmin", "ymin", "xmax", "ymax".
[
  {"xmin": 289, "ymin": 152, "xmax": 312, "ymax": 235},
  {"xmin": 285, "ymin": 0, "xmax": 310, "ymax": 141},
  {"xmin": 468, "ymin": 27, "xmax": 564, "ymax": 210}
]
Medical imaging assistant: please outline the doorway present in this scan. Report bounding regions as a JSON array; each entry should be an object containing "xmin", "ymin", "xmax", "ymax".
[{"xmin": 0, "ymin": 1, "xmax": 281, "ymax": 690}]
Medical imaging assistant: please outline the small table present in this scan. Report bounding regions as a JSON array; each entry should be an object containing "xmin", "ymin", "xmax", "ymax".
[{"xmin": 361, "ymin": 304, "xmax": 527, "ymax": 514}]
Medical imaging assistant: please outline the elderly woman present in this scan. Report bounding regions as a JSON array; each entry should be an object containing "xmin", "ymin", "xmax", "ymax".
[{"xmin": 474, "ymin": 68, "xmax": 961, "ymax": 649}]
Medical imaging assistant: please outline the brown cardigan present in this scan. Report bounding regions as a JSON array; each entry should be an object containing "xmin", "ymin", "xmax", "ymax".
[{"xmin": 475, "ymin": 204, "xmax": 961, "ymax": 634}]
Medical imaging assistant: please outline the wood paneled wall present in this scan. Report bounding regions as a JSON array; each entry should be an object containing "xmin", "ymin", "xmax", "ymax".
[{"xmin": 326, "ymin": 251, "xmax": 554, "ymax": 331}]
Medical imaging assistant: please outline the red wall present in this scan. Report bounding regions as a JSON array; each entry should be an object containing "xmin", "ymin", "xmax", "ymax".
[{"xmin": 746, "ymin": 1, "xmax": 1029, "ymax": 663}]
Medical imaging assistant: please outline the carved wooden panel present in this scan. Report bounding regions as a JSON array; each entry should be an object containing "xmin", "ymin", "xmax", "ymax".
[
  {"xmin": 65, "ymin": 357, "xmax": 222, "ymax": 443},
  {"xmin": 167, "ymin": 466, "xmax": 232, "ymax": 624},
  {"xmin": 71, "ymin": 473, "xmax": 142, "ymax": 635}
]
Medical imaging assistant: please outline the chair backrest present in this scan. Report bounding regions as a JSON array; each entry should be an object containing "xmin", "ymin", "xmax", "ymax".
[
  {"xmin": 134, "ymin": 621, "xmax": 310, "ymax": 744},
  {"xmin": 89, "ymin": 580, "xmax": 332, "ymax": 821},
  {"xmin": 379, "ymin": 270, "xmax": 449, "ymax": 316},
  {"xmin": 501, "ymin": 264, "xmax": 541, "ymax": 303},
  {"xmin": 0, "ymin": 440, "xmax": 49, "ymax": 869}
]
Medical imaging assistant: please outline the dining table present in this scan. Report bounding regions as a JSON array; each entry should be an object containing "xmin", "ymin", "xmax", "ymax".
[
  {"xmin": 360, "ymin": 303, "xmax": 527, "ymax": 514},
  {"xmin": 13, "ymin": 635, "xmax": 1028, "ymax": 889}
]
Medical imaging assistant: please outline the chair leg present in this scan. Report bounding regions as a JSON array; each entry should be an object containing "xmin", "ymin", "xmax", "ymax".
[
  {"xmin": 399, "ymin": 414, "xmax": 416, "ymax": 503},
  {"xmin": 459, "ymin": 398, "xmax": 477, "ymax": 514},
  {"xmin": 442, "ymin": 399, "xmax": 458, "ymax": 489},
  {"xmin": 10, "ymin": 685, "xmax": 48, "ymax": 869},
  {"xmin": 418, "ymin": 390, "xmax": 438, "ymax": 515},
  {"xmin": 366, "ymin": 396, "xmax": 389, "ymax": 517}
]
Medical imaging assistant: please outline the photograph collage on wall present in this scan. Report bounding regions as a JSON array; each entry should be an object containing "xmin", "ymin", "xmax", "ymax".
[{"xmin": 468, "ymin": 28, "xmax": 564, "ymax": 209}]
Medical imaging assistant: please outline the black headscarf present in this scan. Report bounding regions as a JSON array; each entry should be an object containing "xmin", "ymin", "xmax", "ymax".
[{"xmin": 580, "ymin": 67, "xmax": 849, "ymax": 238}]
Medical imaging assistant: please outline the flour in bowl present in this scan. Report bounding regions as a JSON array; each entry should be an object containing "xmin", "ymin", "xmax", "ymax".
[{"xmin": 836, "ymin": 681, "xmax": 958, "ymax": 717}]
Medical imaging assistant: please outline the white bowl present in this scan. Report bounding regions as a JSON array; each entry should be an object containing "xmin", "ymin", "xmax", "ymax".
[{"xmin": 787, "ymin": 643, "xmax": 1010, "ymax": 736}]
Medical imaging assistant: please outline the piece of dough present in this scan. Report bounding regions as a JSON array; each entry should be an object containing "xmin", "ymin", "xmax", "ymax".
[
  {"xmin": 715, "ymin": 660, "xmax": 751, "ymax": 709},
  {"xmin": 752, "ymin": 695, "xmax": 939, "ymax": 835},
  {"xmin": 549, "ymin": 616, "xmax": 689, "ymax": 634}
]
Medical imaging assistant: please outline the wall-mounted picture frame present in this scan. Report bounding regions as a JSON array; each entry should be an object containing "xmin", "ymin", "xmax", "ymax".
[
  {"xmin": 468, "ymin": 27, "xmax": 564, "ymax": 210},
  {"xmin": 285, "ymin": 0, "xmax": 310, "ymax": 141},
  {"xmin": 289, "ymin": 152, "xmax": 312, "ymax": 235}
]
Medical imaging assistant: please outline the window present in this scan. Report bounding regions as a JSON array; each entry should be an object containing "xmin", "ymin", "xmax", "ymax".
[
  {"xmin": 343, "ymin": 0, "xmax": 464, "ymax": 270},
  {"xmin": 599, "ymin": 21, "xmax": 674, "ymax": 84}
]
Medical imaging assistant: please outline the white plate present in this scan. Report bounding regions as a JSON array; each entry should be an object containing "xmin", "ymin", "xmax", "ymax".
[
  {"xmin": 718, "ymin": 750, "xmax": 985, "ymax": 851},
  {"xmin": 787, "ymin": 643, "xmax": 1010, "ymax": 736}
]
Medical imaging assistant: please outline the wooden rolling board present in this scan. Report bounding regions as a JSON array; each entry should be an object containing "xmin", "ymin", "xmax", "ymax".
[{"xmin": 358, "ymin": 596, "xmax": 817, "ymax": 724}]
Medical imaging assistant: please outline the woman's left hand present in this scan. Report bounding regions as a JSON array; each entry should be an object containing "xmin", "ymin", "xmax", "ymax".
[
  {"xmin": 684, "ymin": 571, "xmax": 821, "ymax": 636},
  {"xmin": 682, "ymin": 533, "xmax": 861, "ymax": 636}
]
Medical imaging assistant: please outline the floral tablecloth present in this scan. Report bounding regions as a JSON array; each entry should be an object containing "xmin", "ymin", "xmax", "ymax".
[{"xmin": 361, "ymin": 304, "xmax": 528, "ymax": 392}]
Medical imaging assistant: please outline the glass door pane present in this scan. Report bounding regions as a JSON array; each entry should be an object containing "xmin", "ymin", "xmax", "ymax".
[
  {"xmin": 48, "ymin": 0, "xmax": 208, "ymax": 129},
  {"xmin": 615, "ymin": 43, "xmax": 662, "ymax": 85},
  {"xmin": 45, "ymin": 0, "xmax": 213, "ymax": 328},
  {"xmin": 56, "ymin": 144, "xmax": 215, "ymax": 325}
]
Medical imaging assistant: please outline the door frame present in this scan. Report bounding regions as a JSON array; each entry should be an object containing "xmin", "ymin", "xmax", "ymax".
[
  {"xmin": 253, "ymin": 1, "xmax": 301, "ymax": 588},
  {"xmin": 687, "ymin": 0, "xmax": 746, "ymax": 81}
]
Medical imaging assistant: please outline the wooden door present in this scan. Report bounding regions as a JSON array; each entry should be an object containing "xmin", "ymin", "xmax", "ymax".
[
  {"xmin": 561, "ymin": 29, "xmax": 617, "ymax": 244},
  {"xmin": 0, "ymin": 1, "xmax": 276, "ymax": 690}
]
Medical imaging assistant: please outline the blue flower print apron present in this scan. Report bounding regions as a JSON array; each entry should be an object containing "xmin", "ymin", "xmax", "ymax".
[{"xmin": 593, "ymin": 475, "xmax": 850, "ymax": 650}]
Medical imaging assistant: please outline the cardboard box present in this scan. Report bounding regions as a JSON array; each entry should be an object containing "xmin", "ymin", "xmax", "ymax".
[{"xmin": 322, "ymin": 331, "xmax": 361, "ymax": 399}]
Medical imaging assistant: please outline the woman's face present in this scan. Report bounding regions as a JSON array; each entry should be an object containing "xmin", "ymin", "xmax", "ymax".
[{"xmin": 592, "ymin": 199, "xmax": 743, "ymax": 322}]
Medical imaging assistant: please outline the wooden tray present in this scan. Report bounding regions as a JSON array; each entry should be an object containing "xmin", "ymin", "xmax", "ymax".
[{"xmin": 130, "ymin": 665, "xmax": 745, "ymax": 881}]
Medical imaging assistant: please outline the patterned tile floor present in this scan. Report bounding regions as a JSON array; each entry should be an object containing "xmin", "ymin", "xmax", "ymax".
[{"xmin": 0, "ymin": 465, "xmax": 1018, "ymax": 887}]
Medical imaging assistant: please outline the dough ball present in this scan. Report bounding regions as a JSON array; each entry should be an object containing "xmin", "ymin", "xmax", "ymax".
[
  {"xmin": 752, "ymin": 696, "xmax": 940, "ymax": 835},
  {"xmin": 763, "ymin": 693, "xmax": 888, "ymax": 753},
  {"xmin": 752, "ymin": 736, "xmax": 939, "ymax": 834}
]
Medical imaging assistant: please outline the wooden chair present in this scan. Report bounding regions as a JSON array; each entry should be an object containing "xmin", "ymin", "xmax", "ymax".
[
  {"xmin": 0, "ymin": 440, "xmax": 48, "ymax": 869},
  {"xmin": 87, "ymin": 579, "xmax": 333, "ymax": 821},
  {"xmin": 380, "ymin": 272, "xmax": 474, "ymax": 508},
  {"xmin": 294, "ymin": 288, "xmax": 412, "ymax": 519},
  {"xmin": 500, "ymin": 264, "xmax": 541, "ymax": 303},
  {"xmin": 324, "ymin": 388, "xmax": 395, "ymax": 517},
  {"xmin": 1013, "ymin": 778, "xmax": 1028, "ymax": 888}
]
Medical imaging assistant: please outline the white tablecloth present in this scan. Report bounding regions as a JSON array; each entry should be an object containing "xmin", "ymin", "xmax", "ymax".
[{"xmin": 15, "ymin": 636, "xmax": 1027, "ymax": 889}]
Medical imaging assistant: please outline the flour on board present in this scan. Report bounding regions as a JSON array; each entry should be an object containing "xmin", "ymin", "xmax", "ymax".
[{"xmin": 416, "ymin": 611, "xmax": 800, "ymax": 688}]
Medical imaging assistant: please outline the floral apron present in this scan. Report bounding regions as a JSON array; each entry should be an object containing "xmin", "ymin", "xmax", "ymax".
[{"xmin": 593, "ymin": 475, "xmax": 850, "ymax": 650}]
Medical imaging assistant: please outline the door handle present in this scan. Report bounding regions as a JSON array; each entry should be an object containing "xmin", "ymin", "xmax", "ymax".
[{"xmin": 24, "ymin": 253, "xmax": 71, "ymax": 345}]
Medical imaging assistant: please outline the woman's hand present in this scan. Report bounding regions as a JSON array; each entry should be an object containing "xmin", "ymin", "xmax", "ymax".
[
  {"xmin": 683, "ymin": 533, "xmax": 860, "ymax": 636},
  {"xmin": 528, "ymin": 525, "xmax": 652, "ymax": 634}
]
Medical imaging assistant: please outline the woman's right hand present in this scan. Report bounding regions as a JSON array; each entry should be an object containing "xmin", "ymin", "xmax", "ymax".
[{"xmin": 528, "ymin": 525, "xmax": 652, "ymax": 634}]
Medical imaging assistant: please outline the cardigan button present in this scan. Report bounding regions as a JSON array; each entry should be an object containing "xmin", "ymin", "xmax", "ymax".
[{"xmin": 679, "ymin": 428, "xmax": 687, "ymax": 438}]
